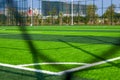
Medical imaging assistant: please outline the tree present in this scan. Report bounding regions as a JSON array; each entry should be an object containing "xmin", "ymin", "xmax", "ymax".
[
  {"xmin": 59, "ymin": 12, "xmax": 63, "ymax": 25},
  {"xmin": 51, "ymin": 7, "xmax": 57, "ymax": 24},
  {"xmin": 86, "ymin": 4, "xmax": 98, "ymax": 24},
  {"xmin": 48, "ymin": 7, "xmax": 57, "ymax": 25},
  {"xmin": 103, "ymin": 4, "xmax": 115, "ymax": 25},
  {"xmin": 114, "ymin": 13, "xmax": 120, "ymax": 24},
  {"xmin": 0, "ymin": 14, "xmax": 7, "ymax": 25}
]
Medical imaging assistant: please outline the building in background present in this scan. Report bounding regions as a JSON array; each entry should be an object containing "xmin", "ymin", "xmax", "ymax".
[
  {"xmin": 0, "ymin": 0, "xmax": 120, "ymax": 26},
  {"xmin": 42, "ymin": 0, "xmax": 86, "ymax": 17}
]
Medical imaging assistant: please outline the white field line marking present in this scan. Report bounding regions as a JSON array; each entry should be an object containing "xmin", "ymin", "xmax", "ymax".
[
  {"xmin": 57, "ymin": 57, "xmax": 120, "ymax": 75},
  {"xmin": 0, "ymin": 57, "xmax": 120, "ymax": 76},
  {"xmin": 17, "ymin": 62, "xmax": 89, "ymax": 67},
  {"xmin": 0, "ymin": 63, "xmax": 59, "ymax": 75}
]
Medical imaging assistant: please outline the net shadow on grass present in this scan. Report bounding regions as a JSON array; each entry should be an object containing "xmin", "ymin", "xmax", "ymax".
[
  {"xmin": 4, "ymin": 0, "xmax": 45, "ymax": 80},
  {"xmin": 1, "ymin": 0, "xmax": 120, "ymax": 80},
  {"xmin": 0, "ymin": 34, "xmax": 120, "ymax": 46},
  {"xmin": 58, "ymin": 39, "xmax": 120, "ymax": 68},
  {"xmin": 0, "ymin": 46, "xmax": 71, "ymax": 51},
  {"xmin": 58, "ymin": 39, "xmax": 120, "ymax": 80},
  {"xmin": 0, "ymin": 66, "xmax": 64, "ymax": 80},
  {"xmin": 80, "ymin": 36, "xmax": 120, "ymax": 46},
  {"xmin": 0, "ymin": 66, "xmax": 42, "ymax": 80},
  {"xmin": 1, "ymin": 0, "xmax": 80, "ymax": 80},
  {"xmin": 83, "ymin": 62, "xmax": 120, "ymax": 71}
]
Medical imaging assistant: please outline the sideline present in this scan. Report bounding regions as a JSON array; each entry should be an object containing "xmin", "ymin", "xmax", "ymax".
[
  {"xmin": 0, "ymin": 57, "xmax": 120, "ymax": 75},
  {"xmin": 58, "ymin": 57, "xmax": 120, "ymax": 75},
  {"xmin": 0, "ymin": 63, "xmax": 59, "ymax": 75},
  {"xmin": 17, "ymin": 62, "xmax": 89, "ymax": 67}
]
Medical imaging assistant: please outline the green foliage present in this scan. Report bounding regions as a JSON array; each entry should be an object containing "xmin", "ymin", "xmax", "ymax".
[
  {"xmin": 73, "ymin": 16, "xmax": 88, "ymax": 24},
  {"xmin": 63, "ymin": 16, "xmax": 70, "ymax": 25},
  {"xmin": 58, "ymin": 12, "xmax": 63, "ymax": 25},
  {"xmin": 87, "ymin": 4, "xmax": 97, "ymax": 17},
  {"xmin": 103, "ymin": 4, "xmax": 115, "ymax": 18},
  {"xmin": 103, "ymin": 4, "xmax": 115, "ymax": 24},
  {"xmin": 86, "ymin": 4, "xmax": 98, "ymax": 24},
  {"xmin": 0, "ymin": 14, "xmax": 7, "ymax": 25},
  {"xmin": 114, "ymin": 13, "xmax": 120, "ymax": 24}
]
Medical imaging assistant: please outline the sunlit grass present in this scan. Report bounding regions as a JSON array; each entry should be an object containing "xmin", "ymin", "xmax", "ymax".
[{"xmin": 0, "ymin": 26, "xmax": 120, "ymax": 80}]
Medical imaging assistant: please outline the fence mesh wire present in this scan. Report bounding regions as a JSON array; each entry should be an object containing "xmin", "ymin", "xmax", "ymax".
[{"xmin": 0, "ymin": 0, "xmax": 120, "ymax": 26}]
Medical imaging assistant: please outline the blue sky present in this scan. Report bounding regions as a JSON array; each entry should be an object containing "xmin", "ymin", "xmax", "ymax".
[
  {"xmin": 30, "ymin": 0, "xmax": 120, "ymax": 15},
  {"xmin": 0, "ymin": 0, "xmax": 120, "ymax": 15}
]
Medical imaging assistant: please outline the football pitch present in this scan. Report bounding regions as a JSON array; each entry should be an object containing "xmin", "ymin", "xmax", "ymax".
[{"xmin": 0, "ymin": 26, "xmax": 120, "ymax": 80}]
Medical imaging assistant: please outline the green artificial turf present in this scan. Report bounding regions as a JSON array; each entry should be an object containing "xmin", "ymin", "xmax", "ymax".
[{"xmin": 0, "ymin": 26, "xmax": 120, "ymax": 80}]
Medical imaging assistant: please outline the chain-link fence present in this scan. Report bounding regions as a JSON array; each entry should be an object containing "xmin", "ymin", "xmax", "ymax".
[{"xmin": 0, "ymin": 0, "xmax": 120, "ymax": 26}]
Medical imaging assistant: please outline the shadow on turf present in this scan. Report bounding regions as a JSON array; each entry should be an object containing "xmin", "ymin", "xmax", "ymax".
[
  {"xmin": 0, "ymin": 67, "xmax": 40, "ymax": 80},
  {"xmin": 0, "ymin": 29, "xmax": 120, "ymax": 79},
  {"xmin": 1, "ymin": 0, "xmax": 120, "ymax": 80},
  {"xmin": 0, "ymin": 46, "xmax": 71, "ymax": 51},
  {"xmin": 0, "ymin": 66, "xmax": 67, "ymax": 80},
  {"xmin": 58, "ymin": 39, "xmax": 120, "ymax": 80},
  {"xmin": 58, "ymin": 39, "xmax": 120, "ymax": 67},
  {"xmin": 0, "ymin": 67, "xmax": 92, "ymax": 80},
  {"xmin": 4, "ymin": 0, "xmax": 47, "ymax": 80},
  {"xmin": 1, "ymin": 1, "xmax": 90, "ymax": 80},
  {"xmin": 83, "ymin": 62, "xmax": 120, "ymax": 71},
  {"xmin": 0, "ymin": 27, "xmax": 120, "ymax": 80},
  {"xmin": 0, "ymin": 34, "xmax": 120, "ymax": 46}
]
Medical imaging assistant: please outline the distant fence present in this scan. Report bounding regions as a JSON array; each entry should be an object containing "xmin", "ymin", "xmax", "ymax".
[{"xmin": 0, "ymin": 0, "xmax": 120, "ymax": 26}]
